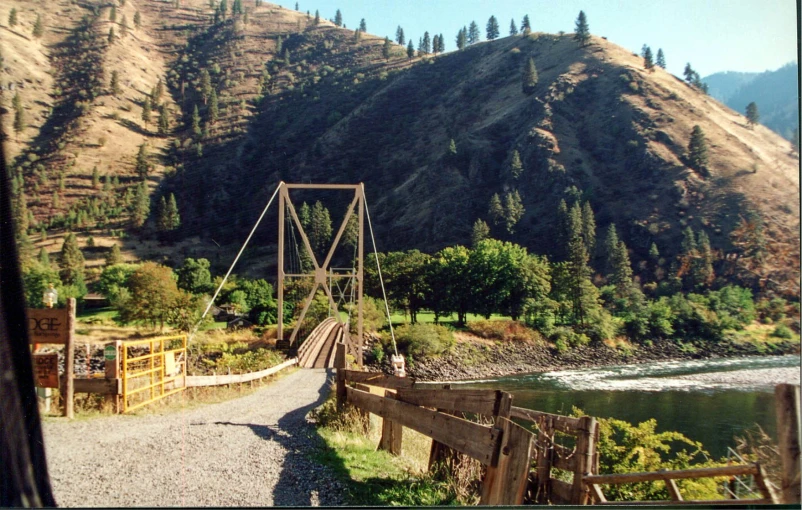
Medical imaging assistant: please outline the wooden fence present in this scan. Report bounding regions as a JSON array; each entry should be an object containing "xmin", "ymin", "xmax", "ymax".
[{"xmin": 337, "ymin": 369, "xmax": 797, "ymax": 506}]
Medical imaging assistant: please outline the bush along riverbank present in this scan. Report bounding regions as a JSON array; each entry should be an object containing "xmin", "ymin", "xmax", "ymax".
[{"xmin": 365, "ymin": 321, "xmax": 799, "ymax": 382}]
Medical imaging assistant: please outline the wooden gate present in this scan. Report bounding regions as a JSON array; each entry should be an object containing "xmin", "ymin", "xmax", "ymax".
[{"xmin": 121, "ymin": 335, "xmax": 186, "ymax": 413}]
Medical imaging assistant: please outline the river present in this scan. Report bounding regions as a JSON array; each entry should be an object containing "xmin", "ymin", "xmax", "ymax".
[{"xmin": 448, "ymin": 355, "xmax": 800, "ymax": 459}]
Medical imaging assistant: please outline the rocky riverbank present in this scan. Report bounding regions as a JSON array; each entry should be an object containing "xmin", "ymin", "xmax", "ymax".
[{"xmin": 370, "ymin": 336, "xmax": 799, "ymax": 382}]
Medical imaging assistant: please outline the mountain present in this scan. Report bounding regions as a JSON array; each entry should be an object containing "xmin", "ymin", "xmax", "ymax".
[
  {"xmin": 4, "ymin": 0, "xmax": 800, "ymax": 297},
  {"xmin": 703, "ymin": 63, "xmax": 800, "ymax": 140}
]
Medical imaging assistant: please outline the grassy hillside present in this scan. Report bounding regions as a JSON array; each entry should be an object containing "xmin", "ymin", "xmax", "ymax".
[{"xmin": 4, "ymin": 0, "xmax": 799, "ymax": 297}]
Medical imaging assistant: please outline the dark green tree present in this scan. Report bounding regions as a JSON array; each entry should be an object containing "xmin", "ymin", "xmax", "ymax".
[
  {"xmin": 232, "ymin": 0, "xmax": 242, "ymax": 15},
  {"xmin": 353, "ymin": 28, "xmax": 361, "ymax": 43},
  {"xmin": 176, "ymin": 258, "xmax": 212, "ymax": 294},
  {"xmin": 9, "ymin": 8, "xmax": 17, "ymax": 26},
  {"xmin": 437, "ymin": 33, "xmax": 445, "ymax": 53},
  {"xmin": 105, "ymin": 243, "xmax": 122, "ymax": 266},
  {"xmin": 200, "ymin": 69, "xmax": 211, "ymax": 104},
  {"xmin": 574, "ymin": 10, "xmax": 590, "ymax": 47},
  {"xmin": 687, "ymin": 125, "xmax": 709, "ymax": 173},
  {"xmin": 510, "ymin": 150, "xmax": 523, "ymax": 178},
  {"xmin": 32, "ymin": 14, "xmax": 44, "ymax": 38},
  {"xmin": 504, "ymin": 190, "xmax": 524, "ymax": 233},
  {"xmin": 683, "ymin": 63, "xmax": 695, "ymax": 83},
  {"xmin": 334, "ymin": 9, "xmax": 342, "ymax": 27},
  {"xmin": 12, "ymin": 93, "xmax": 25, "ymax": 138},
  {"xmin": 359, "ymin": 18, "xmax": 366, "ymax": 31},
  {"xmin": 396, "ymin": 26, "xmax": 404, "ymax": 45},
  {"xmin": 471, "ymin": 219, "xmax": 490, "ymax": 247},
  {"xmin": 92, "ymin": 166, "xmax": 100, "ymax": 188},
  {"xmin": 191, "ymin": 104, "xmax": 201, "ymax": 136},
  {"xmin": 135, "ymin": 143, "xmax": 149, "ymax": 179},
  {"xmin": 693, "ymin": 230, "xmax": 715, "ymax": 288},
  {"xmin": 382, "ymin": 36, "xmax": 392, "ymax": 59},
  {"xmin": 522, "ymin": 56, "xmax": 538, "ymax": 94},
  {"xmin": 431, "ymin": 34, "xmax": 440, "ymax": 54},
  {"xmin": 421, "ymin": 31, "xmax": 431, "ymax": 54},
  {"xmin": 141, "ymin": 96, "xmax": 151, "ymax": 126},
  {"xmin": 610, "ymin": 239, "xmax": 635, "ymax": 298},
  {"xmin": 157, "ymin": 196, "xmax": 168, "ymax": 231},
  {"xmin": 110, "ymin": 5, "xmax": 117, "ymax": 22},
  {"xmin": 581, "ymin": 201, "xmax": 596, "ymax": 258},
  {"xmin": 314, "ymin": 10, "xmax": 319, "ymax": 24},
  {"xmin": 110, "ymin": 70, "xmax": 121, "ymax": 96},
  {"xmin": 745, "ymin": 102, "xmax": 759, "ymax": 128},
  {"xmin": 38, "ymin": 247, "xmax": 50, "ymax": 267},
  {"xmin": 108, "ymin": 26, "xmax": 115, "ymax": 44},
  {"xmin": 468, "ymin": 21, "xmax": 480, "ymax": 44},
  {"xmin": 309, "ymin": 201, "xmax": 332, "ymax": 253},
  {"xmin": 157, "ymin": 105, "xmax": 169, "ymax": 135},
  {"xmin": 456, "ymin": 27, "xmax": 466, "ymax": 50},
  {"xmin": 151, "ymin": 78, "xmax": 163, "ymax": 104},
  {"xmin": 134, "ymin": 11, "xmax": 141, "ymax": 28},
  {"xmin": 166, "ymin": 193, "xmax": 180, "ymax": 230},
  {"xmin": 208, "ymin": 89, "xmax": 218, "ymax": 123},
  {"xmin": 486, "ymin": 15, "xmax": 499, "ymax": 40},
  {"xmin": 488, "ymin": 193, "xmax": 504, "ymax": 226},
  {"xmin": 604, "ymin": 224, "xmax": 620, "ymax": 275},
  {"xmin": 509, "ymin": 18, "xmax": 518, "ymax": 36},
  {"xmin": 643, "ymin": 45, "xmax": 654, "ymax": 70},
  {"xmin": 131, "ymin": 182, "xmax": 150, "ymax": 228},
  {"xmin": 59, "ymin": 232, "xmax": 85, "ymax": 286},
  {"xmin": 406, "ymin": 39, "xmax": 415, "ymax": 58},
  {"xmin": 521, "ymin": 14, "xmax": 531, "ymax": 35},
  {"xmin": 656, "ymin": 48, "xmax": 666, "ymax": 68}
]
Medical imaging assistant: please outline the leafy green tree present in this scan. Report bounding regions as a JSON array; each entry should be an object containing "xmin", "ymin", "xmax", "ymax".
[
  {"xmin": 522, "ymin": 57, "xmax": 538, "ymax": 94},
  {"xmin": 521, "ymin": 14, "xmax": 531, "ymax": 35},
  {"xmin": 574, "ymin": 10, "xmax": 590, "ymax": 47},
  {"xmin": 32, "ymin": 14, "xmax": 44, "ymax": 38},
  {"xmin": 472, "ymin": 219, "xmax": 490, "ymax": 247},
  {"xmin": 157, "ymin": 105, "xmax": 169, "ymax": 135},
  {"xmin": 134, "ymin": 11, "xmax": 141, "ymax": 28},
  {"xmin": 22, "ymin": 262, "xmax": 63, "ymax": 307},
  {"xmin": 369, "ymin": 250, "xmax": 431, "ymax": 323},
  {"xmin": 510, "ymin": 150, "xmax": 523, "ymax": 178},
  {"xmin": 486, "ymin": 15, "xmax": 499, "ymax": 40},
  {"xmin": 120, "ymin": 262, "xmax": 182, "ymax": 329},
  {"xmin": 643, "ymin": 45, "xmax": 654, "ymax": 70},
  {"xmin": 426, "ymin": 245, "xmax": 472, "ymax": 324},
  {"xmin": 110, "ymin": 70, "xmax": 121, "ymax": 96},
  {"xmin": 687, "ymin": 125, "xmax": 709, "ymax": 173},
  {"xmin": 191, "ymin": 104, "xmax": 201, "ymax": 136},
  {"xmin": 135, "ymin": 143, "xmax": 149, "ymax": 179},
  {"xmin": 98, "ymin": 263, "xmax": 137, "ymax": 306},
  {"xmin": 105, "ymin": 243, "xmax": 122, "ymax": 266},
  {"xmin": 504, "ymin": 190, "xmax": 524, "ymax": 233},
  {"xmin": 656, "ymin": 48, "xmax": 666, "ymax": 68},
  {"xmin": 395, "ymin": 26, "xmax": 404, "ymax": 45},
  {"xmin": 176, "ymin": 258, "xmax": 212, "ymax": 294},
  {"xmin": 382, "ymin": 36, "xmax": 392, "ymax": 59},
  {"xmin": 334, "ymin": 9, "xmax": 342, "ymax": 27},
  {"xmin": 208, "ymin": 89, "xmax": 218, "ymax": 123},
  {"xmin": 9, "ymin": 8, "xmax": 18, "ymax": 26},
  {"xmin": 131, "ymin": 181, "xmax": 149, "ymax": 228},
  {"xmin": 59, "ymin": 232, "xmax": 85, "ymax": 286},
  {"xmin": 745, "ymin": 102, "xmax": 759, "ymax": 128},
  {"xmin": 456, "ymin": 26, "xmax": 466, "ymax": 50},
  {"xmin": 509, "ymin": 18, "xmax": 518, "ymax": 36},
  {"xmin": 141, "ymin": 96, "xmax": 151, "ymax": 126},
  {"xmin": 488, "ymin": 193, "xmax": 504, "ymax": 226},
  {"xmin": 406, "ymin": 39, "xmax": 415, "ymax": 58},
  {"xmin": 467, "ymin": 21, "xmax": 480, "ymax": 44}
]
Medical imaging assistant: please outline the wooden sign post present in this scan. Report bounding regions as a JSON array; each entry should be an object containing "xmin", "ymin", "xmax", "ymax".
[{"xmin": 28, "ymin": 298, "xmax": 76, "ymax": 419}]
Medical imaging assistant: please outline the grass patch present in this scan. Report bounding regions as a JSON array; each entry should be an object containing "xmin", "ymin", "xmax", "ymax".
[
  {"xmin": 466, "ymin": 320, "xmax": 542, "ymax": 343},
  {"xmin": 388, "ymin": 311, "xmax": 510, "ymax": 327}
]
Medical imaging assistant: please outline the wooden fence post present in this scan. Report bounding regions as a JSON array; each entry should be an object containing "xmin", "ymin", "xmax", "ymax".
[
  {"xmin": 60, "ymin": 298, "xmax": 76, "ymax": 419},
  {"xmin": 336, "ymin": 369, "xmax": 346, "ymax": 410},
  {"xmin": 572, "ymin": 416, "xmax": 598, "ymax": 505},
  {"xmin": 480, "ymin": 417, "xmax": 535, "ymax": 505},
  {"xmin": 534, "ymin": 415, "xmax": 554, "ymax": 504},
  {"xmin": 776, "ymin": 384, "xmax": 801, "ymax": 504},
  {"xmin": 378, "ymin": 390, "xmax": 403, "ymax": 455}
]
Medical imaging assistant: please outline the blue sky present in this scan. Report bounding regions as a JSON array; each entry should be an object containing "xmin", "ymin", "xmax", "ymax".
[{"xmin": 271, "ymin": 0, "xmax": 799, "ymax": 78}]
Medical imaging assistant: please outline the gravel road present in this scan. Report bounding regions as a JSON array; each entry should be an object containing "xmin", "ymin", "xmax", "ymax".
[{"xmin": 42, "ymin": 368, "xmax": 346, "ymax": 507}]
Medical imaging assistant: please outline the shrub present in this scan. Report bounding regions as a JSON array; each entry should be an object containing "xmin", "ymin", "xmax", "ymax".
[
  {"xmin": 770, "ymin": 324, "xmax": 793, "ymax": 339},
  {"xmin": 550, "ymin": 326, "xmax": 590, "ymax": 349},
  {"xmin": 391, "ymin": 323, "xmax": 454, "ymax": 360},
  {"xmin": 467, "ymin": 320, "xmax": 541, "ymax": 343}
]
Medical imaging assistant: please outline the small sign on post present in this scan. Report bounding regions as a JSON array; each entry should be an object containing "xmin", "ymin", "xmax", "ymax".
[
  {"xmin": 28, "ymin": 299, "xmax": 76, "ymax": 418},
  {"xmin": 33, "ymin": 352, "xmax": 60, "ymax": 388}
]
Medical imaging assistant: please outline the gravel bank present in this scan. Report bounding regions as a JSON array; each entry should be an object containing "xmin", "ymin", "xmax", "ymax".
[
  {"xmin": 674, "ymin": 367, "xmax": 801, "ymax": 386},
  {"xmin": 42, "ymin": 369, "xmax": 345, "ymax": 507}
]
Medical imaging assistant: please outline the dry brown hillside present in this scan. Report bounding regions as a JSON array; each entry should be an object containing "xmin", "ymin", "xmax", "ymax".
[{"xmin": 4, "ymin": 1, "xmax": 799, "ymax": 296}]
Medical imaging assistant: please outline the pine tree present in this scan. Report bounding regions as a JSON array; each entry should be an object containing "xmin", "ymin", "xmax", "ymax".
[
  {"xmin": 510, "ymin": 150, "xmax": 523, "ymax": 178},
  {"xmin": 141, "ymin": 96, "xmax": 151, "ymax": 126},
  {"xmin": 603, "ymin": 224, "xmax": 620, "ymax": 275},
  {"xmin": 120, "ymin": 15, "xmax": 128, "ymax": 37},
  {"xmin": 135, "ymin": 143, "xmax": 149, "ymax": 180},
  {"xmin": 106, "ymin": 243, "xmax": 122, "ymax": 265},
  {"xmin": 13, "ymin": 190, "xmax": 29, "ymax": 238},
  {"xmin": 486, "ymin": 15, "xmax": 499, "ymax": 40},
  {"xmin": 522, "ymin": 56, "xmax": 538, "ymax": 94},
  {"xmin": 309, "ymin": 201, "xmax": 332, "ymax": 253},
  {"xmin": 152, "ymin": 78, "xmax": 163, "ymax": 104},
  {"xmin": 220, "ymin": 0, "xmax": 228, "ymax": 18},
  {"xmin": 131, "ymin": 182, "xmax": 150, "ymax": 228},
  {"xmin": 396, "ymin": 26, "xmax": 405, "ymax": 45},
  {"xmin": 649, "ymin": 242, "xmax": 660, "ymax": 260},
  {"xmin": 406, "ymin": 39, "xmax": 415, "ymax": 58},
  {"xmin": 359, "ymin": 18, "xmax": 366, "ymax": 32},
  {"xmin": 353, "ymin": 28, "xmax": 361, "ymax": 43},
  {"xmin": 38, "ymin": 247, "xmax": 50, "ymax": 266},
  {"xmin": 108, "ymin": 26, "xmax": 115, "ymax": 44},
  {"xmin": 421, "ymin": 32, "xmax": 431, "ymax": 54},
  {"xmin": 232, "ymin": 0, "xmax": 242, "ymax": 15},
  {"xmin": 8, "ymin": 8, "xmax": 17, "ymax": 26},
  {"xmin": 687, "ymin": 125, "xmax": 709, "ymax": 174},
  {"xmin": 574, "ymin": 10, "xmax": 590, "ymax": 47},
  {"xmin": 432, "ymin": 34, "xmax": 440, "ymax": 54},
  {"xmin": 509, "ymin": 19, "xmax": 518, "ymax": 36},
  {"xmin": 134, "ymin": 10, "xmax": 141, "ymax": 28},
  {"xmin": 192, "ymin": 104, "xmax": 201, "ymax": 136},
  {"xmin": 681, "ymin": 226, "xmax": 696, "ymax": 256},
  {"xmin": 382, "ymin": 36, "xmax": 392, "ymax": 59},
  {"xmin": 32, "ymin": 14, "xmax": 44, "ymax": 38},
  {"xmin": 521, "ymin": 14, "xmax": 531, "ymax": 35},
  {"xmin": 157, "ymin": 196, "xmax": 169, "ymax": 231},
  {"xmin": 334, "ymin": 9, "xmax": 342, "ymax": 27},
  {"xmin": 693, "ymin": 229, "xmax": 714, "ymax": 288},
  {"xmin": 200, "ymin": 69, "xmax": 211, "ymax": 104},
  {"xmin": 656, "ymin": 48, "xmax": 666, "ymax": 69},
  {"xmin": 488, "ymin": 194, "xmax": 504, "ymax": 225},
  {"xmin": 683, "ymin": 63, "xmax": 695, "ymax": 83},
  {"xmin": 166, "ymin": 193, "xmax": 180, "ymax": 230},
  {"xmin": 581, "ymin": 201, "xmax": 596, "ymax": 257},
  {"xmin": 437, "ymin": 33, "xmax": 445, "ymax": 53},
  {"xmin": 471, "ymin": 219, "xmax": 490, "ymax": 247},
  {"xmin": 745, "ymin": 102, "xmax": 759, "ymax": 128},
  {"xmin": 92, "ymin": 166, "xmax": 100, "ymax": 188},
  {"xmin": 59, "ymin": 232, "xmax": 85, "ymax": 286},
  {"xmin": 314, "ymin": 10, "xmax": 320, "ymax": 24},
  {"xmin": 468, "ymin": 21, "xmax": 480, "ymax": 44},
  {"xmin": 110, "ymin": 5, "xmax": 117, "ymax": 22},
  {"xmin": 13, "ymin": 94, "xmax": 25, "ymax": 138},
  {"xmin": 209, "ymin": 89, "xmax": 218, "ymax": 123},
  {"xmin": 158, "ymin": 105, "xmax": 169, "ymax": 135},
  {"xmin": 447, "ymin": 138, "xmax": 457, "ymax": 157},
  {"xmin": 643, "ymin": 45, "xmax": 654, "ymax": 70},
  {"xmin": 504, "ymin": 190, "xmax": 524, "ymax": 233},
  {"xmin": 456, "ymin": 27, "xmax": 466, "ymax": 50},
  {"xmin": 610, "ymin": 239, "xmax": 634, "ymax": 298},
  {"xmin": 110, "ymin": 70, "xmax": 121, "ymax": 96}
]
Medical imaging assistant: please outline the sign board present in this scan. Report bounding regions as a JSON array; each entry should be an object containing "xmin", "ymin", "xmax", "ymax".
[
  {"xmin": 27, "ymin": 308, "xmax": 70, "ymax": 345},
  {"xmin": 104, "ymin": 344, "xmax": 117, "ymax": 360},
  {"xmin": 33, "ymin": 352, "xmax": 60, "ymax": 388}
]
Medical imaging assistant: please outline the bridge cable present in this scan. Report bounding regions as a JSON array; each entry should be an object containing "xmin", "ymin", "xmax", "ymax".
[
  {"xmin": 189, "ymin": 181, "xmax": 285, "ymax": 343},
  {"xmin": 362, "ymin": 184, "xmax": 398, "ymax": 357}
]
